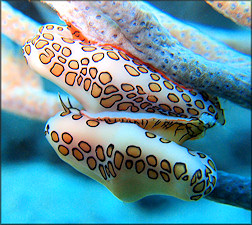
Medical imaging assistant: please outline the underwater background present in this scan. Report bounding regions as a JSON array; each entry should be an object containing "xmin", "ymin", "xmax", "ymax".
[{"xmin": 1, "ymin": 1, "xmax": 251, "ymax": 223}]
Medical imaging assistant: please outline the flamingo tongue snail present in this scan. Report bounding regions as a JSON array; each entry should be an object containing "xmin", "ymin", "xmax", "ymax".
[
  {"xmin": 44, "ymin": 95, "xmax": 217, "ymax": 202},
  {"xmin": 23, "ymin": 24, "xmax": 224, "ymax": 202}
]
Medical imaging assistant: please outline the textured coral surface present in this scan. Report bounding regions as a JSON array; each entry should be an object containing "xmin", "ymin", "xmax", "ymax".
[{"xmin": 44, "ymin": 1, "xmax": 251, "ymax": 108}]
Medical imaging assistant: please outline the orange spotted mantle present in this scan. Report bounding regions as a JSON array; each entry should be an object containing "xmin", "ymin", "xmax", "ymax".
[
  {"xmin": 44, "ymin": 96, "xmax": 217, "ymax": 202},
  {"xmin": 23, "ymin": 24, "xmax": 223, "ymax": 202}
]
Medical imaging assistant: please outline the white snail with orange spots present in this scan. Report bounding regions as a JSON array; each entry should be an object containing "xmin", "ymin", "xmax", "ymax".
[
  {"xmin": 45, "ymin": 97, "xmax": 217, "ymax": 202},
  {"xmin": 23, "ymin": 24, "xmax": 223, "ymax": 202}
]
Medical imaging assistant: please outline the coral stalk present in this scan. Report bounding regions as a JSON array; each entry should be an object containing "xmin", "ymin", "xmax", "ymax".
[
  {"xmin": 1, "ymin": 2, "xmax": 81, "ymax": 121},
  {"xmin": 206, "ymin": 171, "xmax": 251, "ymax": 210},
  {"xmin": 2, "ymin": 1, "xmax": 40, "ymax": 46},
  {"xmin": 205, "ymin": 1, "xmax": 251, "ymax": 28},
  {"xmin": 42, "ymin": 1, "xmax": 251, "ymax": 108}
]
